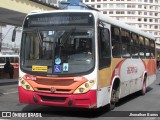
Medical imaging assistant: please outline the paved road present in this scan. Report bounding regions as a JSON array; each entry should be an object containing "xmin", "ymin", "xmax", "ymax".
[{"xmin": 0, "ymin": 73, "xmax": 160, "ymax": 120}]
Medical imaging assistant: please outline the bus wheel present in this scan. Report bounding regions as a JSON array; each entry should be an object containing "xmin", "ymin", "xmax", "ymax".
[
  {"xmin": 109, "ymin": 88, "xmax": 117, "ymax": 110},
  {"xmin": 140, "ymin": 80, "xmax": 146, "ymax": 95}
]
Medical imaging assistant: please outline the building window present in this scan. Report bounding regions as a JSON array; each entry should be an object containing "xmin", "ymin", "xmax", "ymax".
[
  {"xmin": 103, "ymin": 11, "xmax": 107, "ymax": 14},
  {"xmin": 144, "ymin": 12, "xmax": 147, "ymax": 15},
  {"xmin": 127, "ymin": 5, "xmax": 131, "ymax": 8},
  {"xmin": 144, "ymin": 18, "xmax": 147, "ymax": 22},
  {"xmin": 149, "ymin": 12, "xmax": 153, "ymax": 16},
  {"xmin": 155, "ymin": 13, "xmax": 158, "ymax": 16},
  {"xmin": 91, "ymin": 5, "xmax": 95, "ymax": 7},
  {"xmin": 150, "ymin": 0, "xmax": 153, "ymax": 3},
  {"xmin": 138, "ymin": 18, "xmax": 141, "ymax": 21},
  {"xmin": 97, "ymin": 0, "xmax": 101, "ymax": 1},
  {"xmin": 91, "ymin": 0, "xmax": 95, "ymax": 2},
  {"xmin": 109, "ymin": 4, "xmax": 114, "ymax": 8},
  {"xmin": 128, "ymin": 11, "xmax": 135, "ymax": 14},
  {"xmin": 138, "ymin": 12, "xmax": 142, "ymax": 15},
  {"xmin": 97, "ymin": 5, "xmax": 101, "ymax": 8},
  {"xmin": 155, "ymin": 19, "xmax": 158, "ymax": 23},
  {"xmin": 138, "ymin": 5, "xmax": 142, "ymax": 8},
  {"xmin": 85, "ymin": 0, "xmax": 89, "ymax": 2},
  {"xmin": 155, "ymin": 6, "xmax": 158, "ymax": 10},
  {"xmin": 155, "ymin": 26, "xmax": 158, "ymax": 29},
  {"xmin": 144, "ymin": 6, "xmax": 147, "ymax": 9},
  {"xmin": 109, "ymin": 11, "xmax": 113, "ymax": 14},
  {"xmin": 103, "ymin": 4, "xmax": 108, "ymax": 8},
  {"xmin": 144, "ymin": 25, "xmax": 147, "ymax": 28},
  {"xmin": 149, "ymin": 19, "xmax": 153, "ymax": 22},
  {"xmin": 116, "ymin": 11, "xmax": 120, "ymax": 14},
  {"xmin": 155, "ymin": 32, "xmax": 158, "ymax": 35}
]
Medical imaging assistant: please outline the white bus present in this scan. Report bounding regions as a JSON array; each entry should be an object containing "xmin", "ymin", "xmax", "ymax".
[{"xmin": 18, "ymin": 10, "xmax": 156, "ymax": 110}]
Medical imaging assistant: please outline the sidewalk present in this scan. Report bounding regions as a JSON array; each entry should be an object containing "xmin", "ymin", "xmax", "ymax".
[{"xmin": 0, "ymin": 78, "xmax": 18, "ymax": 86}]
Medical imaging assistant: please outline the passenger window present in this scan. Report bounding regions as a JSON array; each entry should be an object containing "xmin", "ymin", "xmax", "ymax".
[
  {"xmin": 111, "ymin": 26, "xmax": 121, "ymax": 58},
  {"xmin": 139, "ymin": 36, "xmax": 145, "ymax": 58},
  {"xmin": 121, "ymin": 29, "xmax": 131, "ymax": 58},
  {"xmin": 150, "ymin": 40, "xmax": 155, "ymax": 58},
  {"xmin": 145, "ymin": 38, "xmax": 150, "ymax": 58},
  {"xmin": 0, "ymin": 57, "xmax": 5, "ymax": 63},
  {"xmin": 131, "ymin": 33, "xmax": 139, "ymax": 58}
]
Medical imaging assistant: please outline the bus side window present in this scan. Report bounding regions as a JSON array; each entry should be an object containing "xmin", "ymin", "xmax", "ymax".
[
  {"xmin": 10, "ymin": 57, "xmax": 14, "ymax": 63},
  {"xmin": 150, "ymin": 40, "xmax": 155, "ymax": 58},
  {"xmin": 121, "ymin": 29, "xmax": 131, "ymax": 58},
  {"xmin": 6, "ymin": 57, "xmax": 10, "ymax": 62},
  {"xmin": 15, "ymin": 57, "xmax": 19, "ymax": 63},
  {"xmin": 98, "ymin": 26, "xmax": 111, "ymax": 69},
  {"xmin": 139, "ymin": 36, "xmax": 145, "ymax": 58},
  {"xmin": 0, "ymin": 57, "xmax": 5, "ymax": 63},
  {"xmin": 131, "ymin": 33, "xmax": 139, "ymax": 58},
  {"xmin": 111, "ymin": 26, "xmax": 121, "ymax": 58},
  {"xmin": 145, "ymin": 38, "xmax": 150, "ymax": 59}
]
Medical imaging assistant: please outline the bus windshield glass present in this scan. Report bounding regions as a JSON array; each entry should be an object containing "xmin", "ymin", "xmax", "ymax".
[{"xmin": 21, "ymin": 13, "xmax": 95, "ymax": 75}]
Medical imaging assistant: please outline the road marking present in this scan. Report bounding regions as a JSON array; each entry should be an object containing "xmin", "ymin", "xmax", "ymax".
[{"xmin": 2, "ymin": 91, "xmax": 18, "ymax": 95}]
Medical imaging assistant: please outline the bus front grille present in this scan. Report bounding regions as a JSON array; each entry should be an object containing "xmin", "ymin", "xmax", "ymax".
[
  {"xmin": 35, "ymin": 87, "xmax": 72, "ymax": 94},
  {"xmin": 39, "ymin": 95, "xmax": 66, "ymax": 102}
]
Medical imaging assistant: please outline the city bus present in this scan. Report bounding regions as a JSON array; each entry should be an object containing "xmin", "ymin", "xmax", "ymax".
[
  {"xmin": 0, "ymin": 54, "xmax": 19, "ymax": 78},
  {"xmin": 18, "ymin": 10, "xmax": 156, "ymax": 110}
]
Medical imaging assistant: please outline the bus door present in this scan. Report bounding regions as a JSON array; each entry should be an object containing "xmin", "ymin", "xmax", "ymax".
[{"xmin": 97, "ymin": 21, "xmax": 112, "ymax": 107}]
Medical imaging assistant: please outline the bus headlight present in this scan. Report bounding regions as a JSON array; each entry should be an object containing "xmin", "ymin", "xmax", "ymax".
[
  {"xmin": 20, "ymin": 79, "xmax": 34, "ymax": 91},
  {"xmin": 73, "ymin": 80, "xmax": 95, "ymax": 94}
]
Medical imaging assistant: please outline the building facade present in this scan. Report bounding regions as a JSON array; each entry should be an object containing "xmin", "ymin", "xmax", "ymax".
[
  {"xmin": 39, "ymin": 0, "xmax": 160, "ymax": 44},
  {"xmin": 38, "ymin": 0, "xmax": 61, "ymax": 7},
  {"xmin": 82, "ymin": 0, "xmax": 160, "ymax": 44}
]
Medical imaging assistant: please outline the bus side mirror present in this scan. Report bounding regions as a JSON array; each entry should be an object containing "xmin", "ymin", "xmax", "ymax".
[{"xmin": 12, "ymin": 27, "xmax": 17, "ymax": 42}]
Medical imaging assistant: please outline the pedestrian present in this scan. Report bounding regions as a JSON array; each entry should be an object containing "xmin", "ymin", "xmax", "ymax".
[{"xmin": 4, "ymin": 60, "xmax": 14, "ymax": 79}]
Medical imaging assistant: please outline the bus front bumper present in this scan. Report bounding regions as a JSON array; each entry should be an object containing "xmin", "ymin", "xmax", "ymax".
[{"xmin": 18, "ymin": 86, "xmax": 97, "ymax": 109}]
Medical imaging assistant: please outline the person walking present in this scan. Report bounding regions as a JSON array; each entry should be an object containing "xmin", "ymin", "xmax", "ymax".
[{"xmin": 4, "ymin": 60, "xmax": 14, "ymax": 79}]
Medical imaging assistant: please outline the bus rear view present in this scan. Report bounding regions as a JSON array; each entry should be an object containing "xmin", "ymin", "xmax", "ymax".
[{"xmin": 18, "ymin": 11, "xmax": 98, "ymax": 109}]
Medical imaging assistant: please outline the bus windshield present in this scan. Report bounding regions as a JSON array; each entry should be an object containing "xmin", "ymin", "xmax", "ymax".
[{"xmin": 21, "ymin": 26, "xmax": 95, "ymax": 75}]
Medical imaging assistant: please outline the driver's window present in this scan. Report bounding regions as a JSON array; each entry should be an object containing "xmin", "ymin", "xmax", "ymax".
[{"xmin": 98, "ymin": 25, "xmax": 111, "ymax": 69}]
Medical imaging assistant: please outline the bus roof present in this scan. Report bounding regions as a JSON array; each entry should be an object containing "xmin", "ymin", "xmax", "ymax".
[
  {"xmin": 97, "ymin": 12, "xmax": 155, "ymax": 40},
  {"xmin": 26, "ymin": 10, "xmax": 155, "ymax": 40}
]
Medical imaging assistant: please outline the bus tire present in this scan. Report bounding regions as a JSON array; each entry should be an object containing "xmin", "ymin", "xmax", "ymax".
[
  {"xmin": 140, "ymin": 77, "xmax": 147, "ymax": 95},
  {"xmin": 109, "ymin": 87, "xmax": 117, "ymax": 110}
]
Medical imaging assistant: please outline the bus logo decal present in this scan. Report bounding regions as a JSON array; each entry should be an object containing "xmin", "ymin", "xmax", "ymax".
[{"xmin": 50, "ymin": 87, "xmax": 56, "ymax": 93}]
